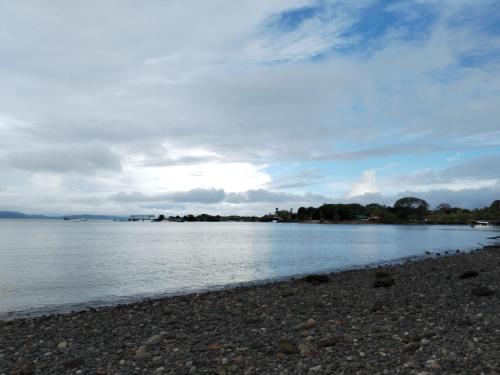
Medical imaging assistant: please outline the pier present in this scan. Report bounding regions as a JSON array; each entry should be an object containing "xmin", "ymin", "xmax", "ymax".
[{"xmin": 128, "ymin": 215, "xmax": 155, "ymax": 222}]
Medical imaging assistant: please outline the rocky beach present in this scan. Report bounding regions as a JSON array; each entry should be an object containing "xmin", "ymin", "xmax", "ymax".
[{"xmin": 1, "ymin": 245, "xmax": 499, "ymax": 375}]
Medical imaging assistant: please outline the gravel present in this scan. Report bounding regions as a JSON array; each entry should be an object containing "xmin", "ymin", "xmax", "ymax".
[{"xmin": 1, "ymin": 246, "xmax": 500, "ymax": 374}]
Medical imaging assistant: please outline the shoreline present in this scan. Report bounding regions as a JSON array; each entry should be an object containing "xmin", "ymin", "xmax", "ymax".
[
  {"xmin": 0, "ymin": 246, "xmax": 479, "ymax": 322},
  {"xmin": 0, "ymin": 254, "xmax": 424, "ymax": 321},
  {"xmin": 1, "ymin": 246, "xmax": 499, "ymax": 374}
]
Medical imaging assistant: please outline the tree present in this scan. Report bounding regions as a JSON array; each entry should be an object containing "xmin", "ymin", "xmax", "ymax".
[
  {"xmin": 394, "ymin": 197, "xmax": 429, "ymax": 210},
  {"xmin": 436, "ymin": 203, "xmax": 451, "ymax": 213},
  {"xmin": 393, "ymin": 197, "xmax": 429, "ymax": 222},
  {"xmin": 297, "ymin": 207, "xmax": 307, "ymax": 221}
]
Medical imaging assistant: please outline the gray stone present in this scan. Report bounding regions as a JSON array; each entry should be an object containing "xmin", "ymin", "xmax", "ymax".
[
  {"xmin": 275, "ymin": 339, "xmax": 299, "ymax": 354},
  {"xmin": 292, "ymin": 318, "xmax": 317, "ymax": 331},
  {"xmin": 318, "ymin": 335, "xmax": 340, "ymax": 348}
]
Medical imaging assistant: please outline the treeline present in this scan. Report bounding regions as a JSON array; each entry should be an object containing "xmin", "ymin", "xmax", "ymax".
[
  {"xmin": 153, "ymin": 198, "xmax": 500, "ymax": 224},
  {"xmin": 279, "ymin": 197, "xmax": 500, "ymax": 224},
  {"xmin": 156, "ymin": 214, "xmax": 261, "ymax": 222}
]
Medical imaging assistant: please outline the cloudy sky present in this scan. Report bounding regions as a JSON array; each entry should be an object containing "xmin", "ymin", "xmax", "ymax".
[{"xmin": 1, "ymin": 0, "xmax": 499, "ymax": 215}]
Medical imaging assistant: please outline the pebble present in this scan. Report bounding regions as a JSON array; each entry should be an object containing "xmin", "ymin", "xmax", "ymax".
[
  {"xmin": 403, "ymin": 342, "xmax": 421, "ymax": 352},
  {"xmin": 134, "ymin": 345, "xmax": 152, "ymax": 360},
  {"xmin": 308, "ymin": 365, "xmax": 322, "ymax": 374},
  {"xmin": 292, "ymin": 318, "xmax": 317, "ymax": 331},
  {"xmin": 57, "ymin": 340, "xmax": 68, "ymax": 349},
  {"xmin": 275, "ymin": 338, "xmax": 298, "ymax": 354},
  {"xmin": 318, "ymin": 335, "xmax": 340, "ymax": 347},
  {"xmin": 425, "ymin": 359, "xmax": 440, "ymax": 369}
]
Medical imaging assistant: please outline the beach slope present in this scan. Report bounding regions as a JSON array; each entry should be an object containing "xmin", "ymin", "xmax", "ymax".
[{"xmin": 1, "ymin": 246, "xmax": 499, "ymax": 374}]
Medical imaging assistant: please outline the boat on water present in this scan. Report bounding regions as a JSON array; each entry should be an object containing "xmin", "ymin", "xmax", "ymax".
[{"xmin": 470, "ymin": 220, "xmax": 500, "ymax": 229}]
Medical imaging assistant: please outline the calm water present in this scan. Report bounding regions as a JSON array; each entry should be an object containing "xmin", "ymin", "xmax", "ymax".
[{"xmin": 0, "ymin": 220, "xmax": 497, "ymax": 318}]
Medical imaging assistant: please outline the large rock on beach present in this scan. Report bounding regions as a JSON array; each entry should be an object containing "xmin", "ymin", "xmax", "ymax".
[
  {"xmin": 301, "ymin": 274, "xmax": 330, "ymax": 285},
  {"xmin": 375, "ymin": 271, "xmax": 391, "ymax": 278},
  {"xmin": 374, "ymin": 276, "xmax": 395, "ymax": 288},
  {"xmin": 471, "ymin": 286, "xmax": 495, "ymax": 297},
  {"xmin": 62, "ymin": 357, "xmax": 85, "ymax": 370},
  {"xmin": 459, "ymin": 270, "xmax": 479, "ymax": 279}
]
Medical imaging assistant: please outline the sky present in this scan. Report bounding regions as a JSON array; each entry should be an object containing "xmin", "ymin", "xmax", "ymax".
[{"xmin": 0, "ymin": 0, "xmax": 499, "ymax": 215}]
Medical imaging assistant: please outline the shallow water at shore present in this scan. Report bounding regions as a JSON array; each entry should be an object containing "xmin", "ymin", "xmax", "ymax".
[{"xmin": 0, "ymin": 220, "xmax": 497, "ymax": 317}]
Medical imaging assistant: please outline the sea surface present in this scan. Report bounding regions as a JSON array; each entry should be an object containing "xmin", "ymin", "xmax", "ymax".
[{"xmin": 0, "ymin": 219, "xmax": 498, "ymax": 318}]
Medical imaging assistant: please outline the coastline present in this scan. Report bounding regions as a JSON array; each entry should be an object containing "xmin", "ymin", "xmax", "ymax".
[
  {"xmin": 1, "ymin": 246, "xmax": 499, "ymax": 374},
  {"xmin": 0, "ymin": 252, "xmax": 429, "ymax": 322}
]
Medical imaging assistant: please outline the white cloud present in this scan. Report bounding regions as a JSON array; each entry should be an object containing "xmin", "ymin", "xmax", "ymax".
[
  {"xmin": 0, "ymin": 0, "xmax": 498, "ymax": 213},
  {"xmin": 143, "ymin": 54, "xmax": 181, "ymax": 66},
  {"xmin": 347, "ymin": 170, "xmax": 378, "ymax": 198}
]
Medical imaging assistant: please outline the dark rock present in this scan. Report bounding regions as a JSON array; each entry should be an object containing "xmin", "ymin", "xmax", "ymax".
[
  {"xmin": 8, "ymin": 363, "xmax": 34, "ymax": 375},
  {"xmin": 375, "ymin": 271, "xmax": 391, "ymax": 278},
  {"xmin": 374, "ymin": 276, "xmax": 395, "ymax": 288},
  {"xmin": 403, "ymin": 342, "xmax": 421, "ymax": 352},
  {"xmin": 318, "ymin": 335, "xmax": 340, "ymax": 347},
  {"xmin": 471, "ymin": 286, "xmax": 495, "ymax": 297},
  {"xmin": 301, "ymin": 274, "xmax": 330, "ymax": 285},
  {"xmin": 459, "ymin": 271, "xmax": 479, "ymax": 279},
  {"xmin": 275, "ymin": 339, "xmax": 299, "ymax": 354},
  {"xmin": 63, "ymin": 357, "xmax": 85, "ymax": 369},
  {"xmin": 292, "ymin": 318, "xmax": 316, "ymax": 331},
  {"xmin": 371, "ymin": 300, "xmax": 384, "ymax": 312}
]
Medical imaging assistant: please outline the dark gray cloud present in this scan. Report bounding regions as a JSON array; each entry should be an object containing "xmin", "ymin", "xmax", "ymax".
[
  {"xmin": 226, "ymin": 189, "xmax": 327, "ymax": 204},
  {"xmin": 6, "ymin": 143, "xmax": 122, "ymax": 174},
  {"xmin": 396, "ymin": 155, "xmax": 500, "ymax": 185},
  {"xmin": 111, "ymin": 188, "xmax": 329, "ymax": 206},
  {"xmin": 265, "ymin": 169, "xmax": 326, "ymax": 190},
  {"xmin": 112, "ymin": 188, "xmax": 226, "ymax": 204},
  {"xmin": 315, "ymin": 144, "xmax": 488, "ymax": 161}
]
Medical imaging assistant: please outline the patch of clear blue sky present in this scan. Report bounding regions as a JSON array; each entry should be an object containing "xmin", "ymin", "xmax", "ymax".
[
  {"xmin": 264, "ymin": 0, "xmax": 439, "ymax": 60},
  {"xmin": 264, "ymin": 0, "xmax": 499, "ymax": 66},
  {"xmin": 340, "ymin": 1, "xmax": 438, "ymax": 45}
]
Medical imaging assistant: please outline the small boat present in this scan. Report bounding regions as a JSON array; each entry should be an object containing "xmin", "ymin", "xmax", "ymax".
[{"xmin": 470, "ymin": 220, "xmax": 500, "ymax": 229}]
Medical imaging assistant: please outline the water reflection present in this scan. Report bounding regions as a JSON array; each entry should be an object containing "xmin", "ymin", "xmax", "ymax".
[{"xmin": 0, "ymin": 220, "xmax": 494, "ymax": 315}]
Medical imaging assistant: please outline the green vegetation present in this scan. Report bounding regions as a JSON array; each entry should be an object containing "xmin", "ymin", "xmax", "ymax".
[
  {"xmin": 289, "ymin": 198, "xmax": 500, "ymax": 224},
  {"xmin": 152, "ymin": 198, "xmax": 500, "ymax": 224}
]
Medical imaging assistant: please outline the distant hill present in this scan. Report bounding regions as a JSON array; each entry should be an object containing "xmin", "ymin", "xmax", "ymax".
[
  {"xmin": 0, "ymin": 211, "xmax": 49, "ymax": 219},
  {"xmin": 0, "ymin": 211, "xmax": 126, "ymax": 220},
  {"xmin": 60, "ymin": 214, "xmax": 127, "ymax": 221}
]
